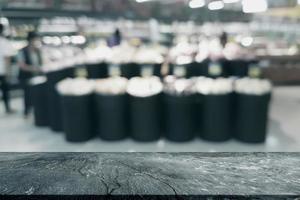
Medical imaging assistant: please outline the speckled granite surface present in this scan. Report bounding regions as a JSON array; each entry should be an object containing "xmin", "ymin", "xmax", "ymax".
[{"xmin": 0, "ymin": 153, "xmax": 299, "ymax": 197}]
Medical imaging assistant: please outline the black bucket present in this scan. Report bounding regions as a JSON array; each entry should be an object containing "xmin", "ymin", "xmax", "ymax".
[
  {"xmin": 46, "ymin": 67, "xmax": 74, "ymax": 132},
  {"xmin": 30, "ymin": 78, "xmax": 48, "ymax": 127},
  {"xmin": 200, "ymin": 94, "xmax": 232, "ymax": 142},
  {"xmin": 190, "ymin": 62, "xmax": 204, "ymax": 77},
  {"xmin": 86, "ymin": 62, "xmax": 108, "ymax": 79},
  {"xmin": 153, "ymin": 63, "xmax": 163, "ymax": 77},
  {"xmin": 224, "ymin": 59, "xmax": 249, "ymax": 77},
  {"xmin": 164, "ymin": 93, "xmax": 196, "ymax": 142},
  {"xmin": 61, "ymin": 94, "xmax": 95, "ymax": 142},
  {"xmin": 121, "ymin": 63, "xmax": 140, "ymax": 78},
  {"xmin": 129, "ymin": 94, "xmax": 162, "ymax": 142},
  {"xmin": 234, "ymin": 93, "xmax": 271, "ymax": 143},
  {"xmin": 195, "ymin": 93, "xmax": 204, "ymax": 135},
  {"xmin": 95, "ymin": 93, "xmax": 128, "ymax": 141}
]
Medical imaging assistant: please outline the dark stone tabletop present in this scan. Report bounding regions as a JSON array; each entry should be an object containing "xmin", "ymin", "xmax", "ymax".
[{"xmin": 0, "ymin": 152, "xmax": 299, "ymax": 197}]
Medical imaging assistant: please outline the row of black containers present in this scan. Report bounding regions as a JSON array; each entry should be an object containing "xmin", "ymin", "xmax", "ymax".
[
  {"xmin": 82, "ymin": 58, "xmax": 261, "ymax": 79},
  {"xmin": 30, "ymin": 59, "xmax": 270, "ymax": 144}
]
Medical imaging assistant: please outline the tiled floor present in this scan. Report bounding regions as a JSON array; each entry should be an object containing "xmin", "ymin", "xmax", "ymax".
[{"xmin": 0, "ymin": 86, "xmax": 299, "ymax": 152}]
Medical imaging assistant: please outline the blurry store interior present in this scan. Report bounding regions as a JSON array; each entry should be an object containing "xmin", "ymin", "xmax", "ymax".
[{"xmin": 0, "ymin": 0, "xmax": 299, "ymax": 152}]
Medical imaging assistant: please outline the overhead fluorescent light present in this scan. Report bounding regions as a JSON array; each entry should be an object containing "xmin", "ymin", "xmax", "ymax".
[
  {"xmin": 242, "ymin": 0, "xmax": 268, "ymax": 13},
  {"xmin": 208, "ymin": 0, "xmax": 224, "ymax": 10},
  {"xmin": 223, "ymin": 0, "xmax": 239, "ymax": 3},
  {"xmin": 136, "ymin": 0, "xmax": 151, "ymax": 2},
  {"xmin": 241, "ymin": 36, "xmax": 253, "ymax": 47},
  {"xmin": 189, "ymin": 0, "xmax": 206, "ymax": 8}
]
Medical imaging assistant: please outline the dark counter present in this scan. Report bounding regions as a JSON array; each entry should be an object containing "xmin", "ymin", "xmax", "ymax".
[{"xmin": 0, "ymin": 153, "xmax": 299, "ymax": 198}]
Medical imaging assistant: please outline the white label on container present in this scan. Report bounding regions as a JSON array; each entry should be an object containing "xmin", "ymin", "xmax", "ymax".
[
  {"xmin": 174, "ymin": 66, "xmax": 186, "ymax": 77},
  {"xmin": 141, "ymin": 65, "xmax": 154, "ymax": 77},
  {"xmin": 209, "ymin": 62, "xmax": 222, "ymax": 76},
  {"xmin": 109, "ymin": 64, "xmax": 121, "ymax": 77},
  {"xmin": 75, "ymin": 67, "xmax": 88, "ymax": 78},
  {"xmin": 248, "ymin": 64, "xmax": 261, "ymax": 78}
]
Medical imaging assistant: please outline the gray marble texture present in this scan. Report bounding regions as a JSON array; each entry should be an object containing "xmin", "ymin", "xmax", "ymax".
[{"xmin": 0, "ymin": 152, "xmax": 299, "ymax": 196}]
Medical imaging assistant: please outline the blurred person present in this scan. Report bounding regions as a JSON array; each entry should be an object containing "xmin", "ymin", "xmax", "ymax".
[
  {"xmin": 220, "ymin": 32, "xmax": 228, "ymax": 48},
  {"xmin": 0, "ymin": 23, "xmax": 15, "ymax": 114},
  {"xmin": 107, "ymin": 28, "xmax": 122, "ymax": 47},
  {"xmin": 17, "ymin": 31, "xmax": 43, "ymax": 117}
]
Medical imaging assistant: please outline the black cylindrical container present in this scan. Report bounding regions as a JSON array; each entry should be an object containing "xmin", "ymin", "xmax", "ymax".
[
  {"xmin": 201, "ymin": 94, "xmax": 232, "ymax": 142},
  {"xmin": 46, "ymin": 68, "xmax": 74, "ymax": 132},
  {"xmin": 229, "ymin": 92, "xmax": 237, "ymax": 136},
  {"xmin": 61, "ymin": 94, "xmax": 95, "ymax": 142},
  {"xmin": 185, "ymin": 63, "xmax": 195, "ymax": 78},
  {"xmin": 234, "ymin": 93, "xmax": 271, "ymax": 143},
  {"xmin": 153, "ymin": 63, "xmax": 163, "ymax": 77},
  {"xmin": 86, "ymin": 62, "xmax": 108, "ymax": 79},
  {"xmin": 164, "ymin": 93, "xmax": 196, "ymax": 142},
  {"xmin": 168, "ymin": 63, "xmax": 175, "ymax": 76},
  {"xmin": 121, "ymin": 63, "xmax": 140, "ymax": 78},
  {"xmin": 30, "ymin": 77, "xmax": 48, "ymax": 127},
  {"xmin": 190, "ymin": 62, "xmax": 204, "ymax": 77},
  {"xmin": 46, "ymin": 69, "xmax": 69, "ymax": 131},
  {"xmin": 195, "ymin": 93, "xmax": 204, "ymax": 134},
  {"xmin": 98, "ymin": 62, "xmax": 108, "ymax": 78},
  {"xmin": 95, "ymin": 94, "xmax": 128, "ymax": 141},
  {"xmin": 224, "ymin": 59, "xmax": 249, "ymax": 77},
  {"xmin": 129, "ymin": 94, "xmax": 162, "ymax": 142},
  {"xmin": 200, "ymin": 59, "xmax": 210, "ymax": 77}
]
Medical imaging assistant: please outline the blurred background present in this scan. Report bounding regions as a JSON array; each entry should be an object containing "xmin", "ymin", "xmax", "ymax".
[{"xmin": 0, "ymin": 0, "xmax": 299, "ymax": 152}]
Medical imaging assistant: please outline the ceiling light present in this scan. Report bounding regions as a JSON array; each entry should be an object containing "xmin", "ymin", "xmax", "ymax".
[
  {"xmin": 208, "ymin": 1, "xmax": 224, "ymax": 10},
  {"xmin": 242, "ymin": 0, "xmax": 268, "ymax": 13},
  {"xmin": 136, "ymin": 0, "xmax": 151, "ymax": 2},
  {"xmin": 223, "ymin": 0, "xmax": 239, "ymax": 3},
  {"xmin": 241, "ymin": 37, "xmax": 253, "ymax": 47},
  {"xmin": 189, "ymin": 0, "xmax": 206, "ymax": 8},
  {"xmin": 136, "ymin": 0, "xmax": 148, "ymax": 2},
  {"xmin": 298, "ymin": 0, "xmax": 300, "ymax": 5},
  {"xmin": 71, "ymin": 36, "xmax": 86, "ymax": 45}
]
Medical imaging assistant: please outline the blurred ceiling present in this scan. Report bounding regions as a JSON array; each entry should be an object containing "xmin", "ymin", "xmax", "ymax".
[{"xmin": 0, "ymin": 0, "xmax": 299, "ymax": 23}]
